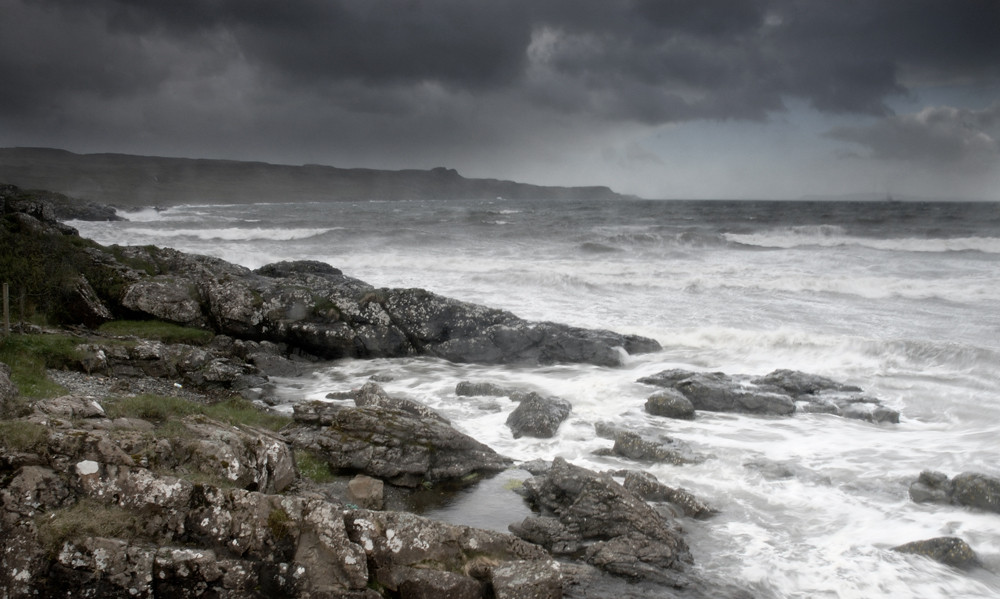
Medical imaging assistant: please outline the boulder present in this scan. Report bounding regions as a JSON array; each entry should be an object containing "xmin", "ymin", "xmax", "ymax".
[
  {"xmin": 33, "ymin": 395, "xmax": 106, "ymax": 420},
  {"xmin": 491, "ymin": 559, "xmax": 562, "ymax": 599},
  {"xmin": 284, "ymin": 400, "xmax": 512, "ymax": 487},
  {"xmin": 951, "ymin": 472, "xmax": 1000, "ymax": 514},
  {"xmin": 506, "ymin": 392, "xmax": 572, "ymax": 438},
  {"xmin": 644, "ymin": 389, "xmax": 695, "ymax": 420},
  {"xmin": 511, "ymin": 458, "xmax": 691, "ymax": 584},
  {"xmin": 909, "ymin": 470, "xmax": 1000, "ymax": 514},
  {"xmin": 892, "ymin": 537, "xmax": 981, "ymax": 569},
  {"xmin": 344, "ymin": 509, "xmax": 554, "ymax": 597},
  {"xmin": 347, "ymin": 474, "xmax": 385, "ymax": 510}
]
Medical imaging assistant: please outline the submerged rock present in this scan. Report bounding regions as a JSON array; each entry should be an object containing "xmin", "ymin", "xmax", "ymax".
[
  {"xmin": 599, "ymin": 431, "xmax": 705, "ymax": 466},
  {"xmin": 892, "ymin": 537, "xmax": 981, "ymax": 569},
  {"xmin": 639, "ymin": 368, "xmax": 899, "ymax": 422}
]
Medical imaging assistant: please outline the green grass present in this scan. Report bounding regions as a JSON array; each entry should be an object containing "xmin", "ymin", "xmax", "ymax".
[
  {"xmin": 294, "ymin": 449, "xmax": 337, "ymax": 483},
  {"xmin": 0, "ymin": 333, "xmax": 81, "ymax": 399},
  {"xmin": 103, "ymin": 394, "xmax": 290, "ymax": 432},
  {"xmin": 35, "ymin": 498, "xmax": 142, "ymax": 555},
  {"xmin": 97, "ymin": 319, "xmax": 214, "ymax": 346},
  {"xmin": 0, "ymin": 420, "xmax": 48, "ymax": 452}
]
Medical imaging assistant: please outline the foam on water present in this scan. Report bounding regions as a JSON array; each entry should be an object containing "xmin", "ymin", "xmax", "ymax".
[{"xmin": 73, "ymin": 198, "xmax": 1000, "ymax": 597}]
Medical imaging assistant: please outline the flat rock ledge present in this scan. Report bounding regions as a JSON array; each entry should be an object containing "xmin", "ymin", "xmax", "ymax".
[
  {"xmin": 638, "ymin": 368, "xmax": 899, "ymax": 422},
  {"xmin": 284, "ymin": 383, "xmax": 512, "ymax": 488}
]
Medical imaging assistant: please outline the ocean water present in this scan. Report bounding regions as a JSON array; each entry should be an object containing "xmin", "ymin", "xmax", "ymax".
[{"xmin": 72, "ymin": 198, "xmax": 1000, "ymax": 598}]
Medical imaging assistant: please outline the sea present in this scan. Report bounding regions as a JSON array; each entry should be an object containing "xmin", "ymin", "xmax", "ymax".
[{"xmin": 70, "ymin": 197, "xmax": 1000, "ymax": 598}]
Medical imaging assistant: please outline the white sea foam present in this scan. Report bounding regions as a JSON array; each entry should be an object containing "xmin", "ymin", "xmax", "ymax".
[
  {"xmin": 115, "ymin": 226, "xmax": 337, "ymax": 241},
  {"xmin": 726, "ymin": 228, "xmax": 1000, "ymax": 253}
]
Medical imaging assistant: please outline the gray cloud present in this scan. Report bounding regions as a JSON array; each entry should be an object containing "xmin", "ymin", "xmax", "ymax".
[
  {"xmin": 1, "ymin": 0, "xmax": 998, "ymax": 196},
  {"xmin": 827, "ymin": 103, "xmax": 1000, "ymax": 170}
]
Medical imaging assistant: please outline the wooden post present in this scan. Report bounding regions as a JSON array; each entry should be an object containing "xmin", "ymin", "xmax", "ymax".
[{"xmin": 2, "ymin": 283, "xmax": 8, "ymax": 336}]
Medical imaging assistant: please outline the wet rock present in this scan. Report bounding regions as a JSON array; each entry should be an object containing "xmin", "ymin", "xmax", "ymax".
[
  {"xmin": 639, "ymin": 368, "xmax": 898, "ymax": 422},
  {"xmin": 909, "ymin": 470, "xmax": 1000, "ymax": 514},
  {"xmin": 601, "ymin": 431, "xmax": 704, "ymax": 466},
  {"xmin": 354, "ymin": 381, "xmax": 448, "ymax": 423},
  {"xmin": 620, "ymin": 471, "xmax": 717, "ymax": 519},
  {"xmin": 892, "ymin": 537, "xmax": 981, "ymax": 569},
  {"xmin": 644, "ymin": 389, "xmax": 695, "ymax": 420},
  {"xmin": 456, "ymin": 380, "xmax": 513, "ymax": 397},
  {"xmin": 909, "ymin": 470, "xmax": 953, "ymax": 504},
  {"xmin": 506, "ymin": 392, "xmax": 572, "ymax": 439},
  {"xmin": 750, "ymin": 369, "xmax": 862, "ymax": 395},
  {"xmin": 284, "ymin": 400, "xmax": 512, "ymax": 487},
  {"xmin": 512, "ymin": 457, "xmax": 691, "ymax": 584},
  {"xmin": 951, "ymin": 472, "xmax": 1000, "ymax": 514}
]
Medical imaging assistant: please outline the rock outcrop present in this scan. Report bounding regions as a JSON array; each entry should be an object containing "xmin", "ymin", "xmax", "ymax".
[
  {"xmin": 0, "ymin": 380, "xmax": 560, "ymax": 598},
  {"xmin": 638, "ymin": 368, "xmax": 899, "ymax": 422},
  {"xmin": 510, "ymin": 457, "xmax": 693, "ymax": 587},
  {"xmin": 2, "ymin": 185, "xmax": 661, "ymax": 368},
  {"xmin": 909, "ymin": 470, "xmax": 1000, "ymax": 514}
]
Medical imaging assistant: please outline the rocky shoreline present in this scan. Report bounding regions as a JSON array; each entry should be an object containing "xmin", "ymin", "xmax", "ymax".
[{"xmin": 2, "ymin": 184, "xmax": 997, "ymax": 597}]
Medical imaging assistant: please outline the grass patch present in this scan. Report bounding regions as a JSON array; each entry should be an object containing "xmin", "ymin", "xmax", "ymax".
[
  {"xmin": 294, "ymin": 450, "xmax": 337, "ymax": 484},
  {"xmin": 35, "ymin": 498, "xmax": 142, "ymax": 556},
  {"xmin": 0, "ymin": 333, "xmax": 82, "ymax": 399},
  {"xmin": 0, "ymin": 420, "xmax": 48, "ymax": 452},
  {"xmin": 103, "ymin": 394, "xmax": 290, "ymax": 432},
  {"xmin": 97, "ymin": 319, "xmax": 214, "ymax": 346}
]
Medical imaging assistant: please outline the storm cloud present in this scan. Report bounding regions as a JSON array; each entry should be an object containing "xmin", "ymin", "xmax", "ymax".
[{"xmin": 1, "ymin": 0, "xmax": 998, "ymax": 198}]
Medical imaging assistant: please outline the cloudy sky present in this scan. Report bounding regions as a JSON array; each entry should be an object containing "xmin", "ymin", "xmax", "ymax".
[{"xmin": 2, "ymin": 0, "xmax": 998, "ymax": 199}]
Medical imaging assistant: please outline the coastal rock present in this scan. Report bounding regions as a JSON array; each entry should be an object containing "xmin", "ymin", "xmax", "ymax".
[
  {"xmin": 511, "ymin": 457, "xmax": 691, "ymax": 584},
  {"xmin": 644, "ymin": 389, "xmax": 695, "ymax": 420},
  {"xmin": 120, "ymin": 277, "xmax": 205, "ymax": 327},
  {"xmin": 909, "ymin": 470, "xmax": 1000, "ymax": 514},
  {"xmin": 284, "ymin": 397, "xmax": 512, "ymax": 487},
  {"xmin": 2, "ymin": 191, "xmax": 660, "ymax": 368},
  {"xmin": 354, "ymin": 381, "xmax": 448, "ymax": 423},
  {"xmin": 506, "ymin": 392, "xmax": 572, "ymax": 438},
  {"xmin": 620, "ymin": 471, "xmax": 717, "ymax": 519},
  {"xmin": 344, "ymin": 509, "xmax": 555, "ymax": 597},
  {"xmin": 892, "ymin": 537, "xmax": 981, "ymax": 569},
  {"xmin": 639, "ymin": 368, "xmax": 898, "ymax": 422}
]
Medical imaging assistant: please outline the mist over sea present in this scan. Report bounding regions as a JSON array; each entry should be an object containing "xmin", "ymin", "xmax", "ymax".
[{"xmin": 72, "ymin": 198, "xmax": 1000, "ymax": 598}]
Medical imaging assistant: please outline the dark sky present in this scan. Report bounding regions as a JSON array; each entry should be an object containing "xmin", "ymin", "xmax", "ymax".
[{"xmin": 2, "ymin": 0, "xmax": 998, "ymax": 199}]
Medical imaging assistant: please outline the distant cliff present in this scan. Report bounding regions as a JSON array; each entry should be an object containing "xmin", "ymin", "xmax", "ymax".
[{"xmin": 0, "ymin": 147, "xmax": 629, "ymax": 206}]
